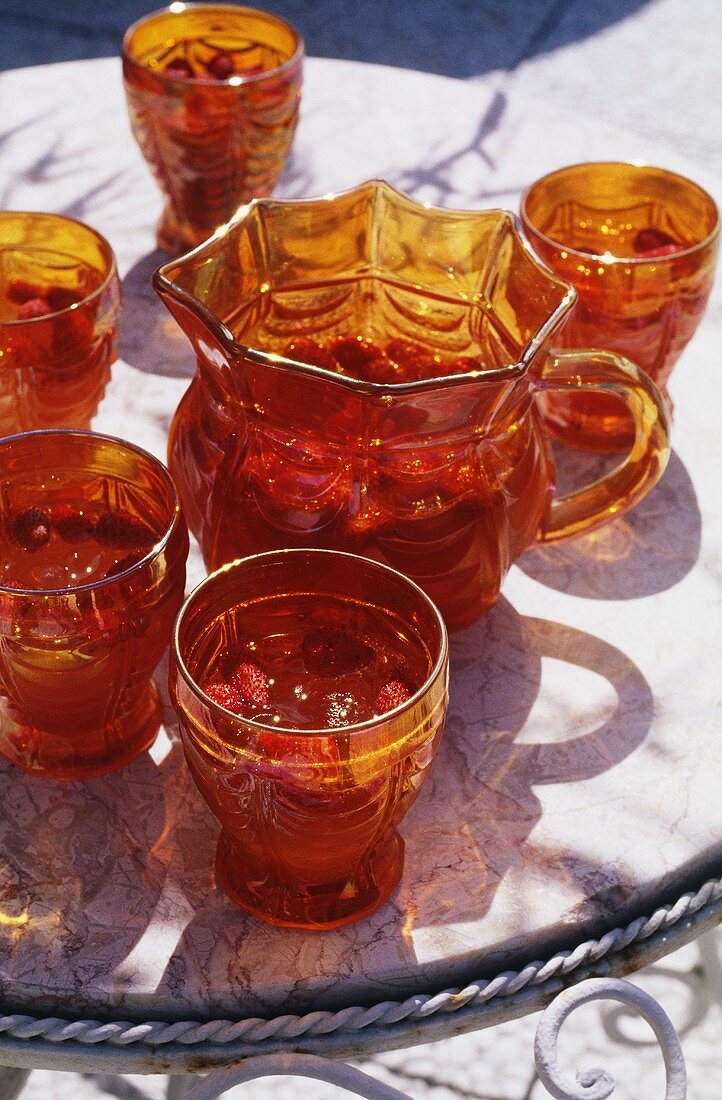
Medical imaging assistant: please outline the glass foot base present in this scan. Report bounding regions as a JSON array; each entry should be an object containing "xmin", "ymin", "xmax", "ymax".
[
  {"xmin": 0, "ymin": 683, "xmax": 161, "ymax": 780},
  {"xmin": 216, "ymin": 828, "xmax": 404, "ymax": 930}
]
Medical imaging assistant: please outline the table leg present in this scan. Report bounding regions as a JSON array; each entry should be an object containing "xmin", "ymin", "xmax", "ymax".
[
  {"xmin": 534, "ymin": 977, "xmax": 687, "ymax": 1099},
  {"xmin": 0, "ymin": 1067, "xmax": 30, "ymax": 1100}
]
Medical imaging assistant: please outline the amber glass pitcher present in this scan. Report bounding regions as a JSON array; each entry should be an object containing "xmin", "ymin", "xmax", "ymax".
[{"xmin": 154, "ymin": 181, "xmax": 670, "ymax": 630}]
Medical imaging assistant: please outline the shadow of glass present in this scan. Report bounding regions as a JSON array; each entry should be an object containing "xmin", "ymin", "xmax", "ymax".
[
  {"xmin": 399, "ymin": 601, "xmax": 654, "ymax": 937},
  {"xmin": 120, "ymin": 249, "xmax": 195, "ymax": 379},
  {"xmin": 518, "ymin": 448, "xmax": 701, "ymax": 599}
]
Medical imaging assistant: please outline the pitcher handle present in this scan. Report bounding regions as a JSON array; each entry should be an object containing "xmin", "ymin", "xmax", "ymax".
[{"xmin": 538, "ymin": 349, "xmax": 671, "ymax": 543}]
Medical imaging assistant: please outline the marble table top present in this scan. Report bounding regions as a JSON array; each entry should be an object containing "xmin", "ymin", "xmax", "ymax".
[{"xmin": 0, "ymin": 55, "xmax": 721, "ymax": 1025}]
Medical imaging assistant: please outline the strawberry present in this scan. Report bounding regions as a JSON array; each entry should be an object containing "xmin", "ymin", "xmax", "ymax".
[
  {"xmin": 204, "ymin": 681, "xmax": 245, "ymax": 712},
  {"xmin": 206, "ymin": 51, "xmax": 235, "ymax": 80},
  {"xmin": 103, "ymin": 552, "xmax": 146, "ymax": 579},
  {"xmin": 229, "ymin": 660, "xmax": 270, "ymax": 708},
  {"xmin": 16, "ymin": 297, "xmax": 52, "ymax": 320},
  {"xmin": 375, "ymin": 679, "xmax": 412, "ymax": 714},
  {"xmin": 329, "ymin": 337, "xmax": 385, "ymax": 378},
  {"xmin": 7, "ymin": 280, "xmax": 43, "ymax": 304},
  {"xmin": 164, "ymin": 58, "xmax": 195, "ymax": 80},
  {"xmin": 284, "ymin": 337, "xmax": 339, "ymax": 373},
  {"xmin": 46, "ymin": 286, "xmax": 82, "ymax": 312},
  {"xmin": 361, "ymin": 352, "xmax": 397, "ymax": 384},
  {"xmin": 633, "ymin": 228, "xmax": 684, "ymax": 257},
  {"xmin": 302, "ymin": 626, "xmax": 374, "ymax": 677},
  {"xmin": 50, "ymin": 503, "xmax": 94, "ymax": 543},
  {"xmin": 94, "ymin": 512, "xmax": 157, "ymax": 549},
  {"xmin": 385, "ymin": 338, "xmax": 440, "ymax": 381},
  {"xmin": 10, "ymin": 508, "xmax": 51, "ymax": 551}
]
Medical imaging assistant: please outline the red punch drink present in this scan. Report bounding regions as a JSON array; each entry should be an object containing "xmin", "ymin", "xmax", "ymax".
[{"xmin": 0, "ymin": 431, "xmax": 189, "ymax": 779}]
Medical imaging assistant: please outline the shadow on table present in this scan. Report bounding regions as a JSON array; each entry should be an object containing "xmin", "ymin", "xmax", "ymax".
[
  {"xmin": 120, "ymin": 248, "xmax": 196, "ymax": 379},
  {"xmin": 0, "ymin": 661, "xmax": 208, "ymax": 1017},
  {"xmin": 396, "ymin": 597, "xmax": 653, "ymax": 936},
  {"xmin": 518, "ymin": 448, "xmax": 701, "ymax": 599}
]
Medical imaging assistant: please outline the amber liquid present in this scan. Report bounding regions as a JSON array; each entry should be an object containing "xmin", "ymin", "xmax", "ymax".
[
  {"xmin": 0, "ymin": 454, "xmax": 186, "ymax": 779},
  {"xmin": 179, "ymin": 590, "xmax": 440, "ymax": 928},
  {"xmin": 123, "ymin": 12, "xmax": 302, "ymax": 252},
  {"xmin": 525, "ymin": 192, "xmax": 716, "ymax": 450},
  {"xmin": 0, "ymin": 501, "xmax": 155, "ymax": 592},
  {"xmin": 171, "ymin": 279, "xmax": 553, "ymax": 630},
  {"xmin": 0, "ymin": 247, "xmax": 114, "ymax": 434}
]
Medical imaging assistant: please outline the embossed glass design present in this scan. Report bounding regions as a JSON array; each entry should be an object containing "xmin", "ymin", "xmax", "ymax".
[
  {"xmin": 170, "ymin": 549, "xmax": 449, "ymax": 929},
  {"xmin": 122, "ymin": 3, "xmax": 304, "ymax": 254},
  {"xmin": 0, "ymin": 431, "xmax": 189, "ymax": 779},
  {"xmin": 520, "ymin": 161, "xmax": 719, "ymax": 452},
  {"xmin": 155, "ymin": 180, "xmax": 671, "ymax": 631},
  {"xmin": 0, "ymin": 212, "xmax": 121, "ymax": 435}
]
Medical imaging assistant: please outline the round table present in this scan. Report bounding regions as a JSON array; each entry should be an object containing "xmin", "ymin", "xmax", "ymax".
[{"xmin": 0, "ymin": 55, "xmax": 721, "ymax": 1091}]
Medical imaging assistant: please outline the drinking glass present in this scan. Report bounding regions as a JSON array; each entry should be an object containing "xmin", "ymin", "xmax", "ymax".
[
  {"xmin": 0, "ymin": 211, "xmax": 121, "ymax": 435},
  {"xmin": 520, "ymin": 161, "xmax": 719, "ymax": 451},
  {"xmin": 170, "ymin": 548, "xmax": 449, "ymax": 929},
  {"xmin": 0, "ymin": 430, "xmax": 189, "ymax": 779},
  {"xmin": 122, "ymin": 2, "xmax": 304, "ymax": 254}
]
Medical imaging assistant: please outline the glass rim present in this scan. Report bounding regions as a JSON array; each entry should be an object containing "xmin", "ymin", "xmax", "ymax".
[
  {"xmin": 154, "ymin": 179, "xmax": 578, "ymax": 395},
  {"xmin": 519, "ymin": 159, "xmax": 721, "ymax": 264},
  {"xmin": 0, "ymin": 428, "xmax": 183, "ymax": 597},
  {"xmin": 173, "ymin": 547, "xmax": 449, "ymax": 739},
  {"xmin": 121, "ymin": 2, "xmax": 305, "ymax": 87},
  {"xmin": 0, "ymin": 210, "xmax": 119, "ymax": 328}
]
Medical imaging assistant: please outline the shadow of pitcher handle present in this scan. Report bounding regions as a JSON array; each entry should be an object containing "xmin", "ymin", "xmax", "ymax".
[{"xmin": 537, "ymin": 349, "xmax": 671, "ymax": 543}]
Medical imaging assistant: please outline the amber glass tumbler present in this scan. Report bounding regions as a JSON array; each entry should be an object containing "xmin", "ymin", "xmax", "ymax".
[
  {"xmin": 122, "ymin": 3, "xmax": 304, "ymax": 254},
  {"xmin": 170, "ymin": 549, "xmax": 449, "ymax": 929},
  {"xmin": 0, "ymin": 212, "xmax": 121, "ymax": 435},
  {"xmin": 521, "ymin": 161, "xmax": 719, "ymax": 451},
  {"xmin": 0, "ymin": 431, "xmax": 189, "ymax": 779}
]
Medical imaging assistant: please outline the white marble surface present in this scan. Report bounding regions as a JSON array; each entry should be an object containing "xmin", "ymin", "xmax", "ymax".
[{"xmin": 0, "ymin": 55, "xmax": 721, "ymax": 1023}]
